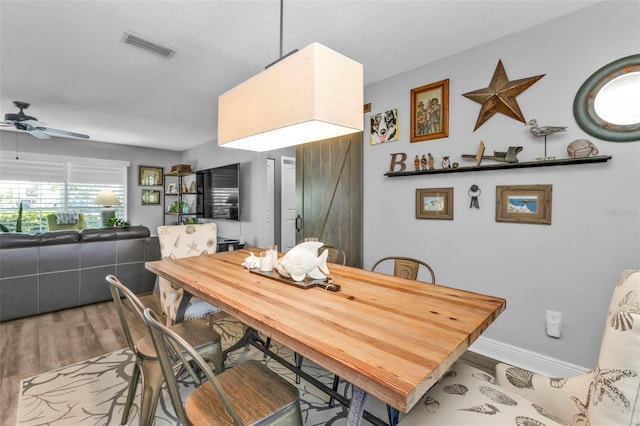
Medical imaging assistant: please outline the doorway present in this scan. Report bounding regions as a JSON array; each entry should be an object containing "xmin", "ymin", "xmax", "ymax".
[{"xmin": 280, "ymin": 156, "xmax": 296, "ymax": 252}]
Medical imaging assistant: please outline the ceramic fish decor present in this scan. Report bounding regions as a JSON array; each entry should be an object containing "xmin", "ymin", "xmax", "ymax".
[{"xmin": 275, "ymin": 241, "xmax": 330, "ymax": 281}]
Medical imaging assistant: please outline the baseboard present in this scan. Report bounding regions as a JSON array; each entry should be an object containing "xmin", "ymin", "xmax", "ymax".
[{"xmin": 469, "ymin": 336, "xmax": 589, "ymax": 377}]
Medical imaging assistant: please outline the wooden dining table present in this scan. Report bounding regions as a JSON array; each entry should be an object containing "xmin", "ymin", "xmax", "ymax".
[{"xmin": 146, "ymin": 248, "xmax": 506, "ymax": 425}]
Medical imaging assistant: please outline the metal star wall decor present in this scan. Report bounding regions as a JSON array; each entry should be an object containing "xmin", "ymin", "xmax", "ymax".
[{"xmin": 463, "ymin": 60, "xmax": 545, "ymax": 131}]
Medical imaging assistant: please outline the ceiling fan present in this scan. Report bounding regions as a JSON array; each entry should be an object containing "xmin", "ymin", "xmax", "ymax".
[{"xmin": 1, "ymin": 101, "xmax": 90, "ymax": 139}]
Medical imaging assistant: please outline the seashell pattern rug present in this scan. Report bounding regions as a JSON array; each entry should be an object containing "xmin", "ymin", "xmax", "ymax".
[{"xmin": 17, "ymin": 317, "xmax": 388, "ymax": 425}]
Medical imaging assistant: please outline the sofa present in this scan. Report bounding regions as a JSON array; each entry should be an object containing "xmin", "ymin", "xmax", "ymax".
[{"xmin": 0, "ymin": 226, "xmax": 160, "ymax": 321}]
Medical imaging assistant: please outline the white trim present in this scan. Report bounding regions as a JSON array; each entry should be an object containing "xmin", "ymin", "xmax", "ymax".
[{"xmin": 469, "ymin": 336, "xmax": 590, "ymax": 377}]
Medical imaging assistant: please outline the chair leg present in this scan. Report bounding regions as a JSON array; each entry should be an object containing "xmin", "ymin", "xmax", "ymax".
[
  {"xmin": 121, "ymin": 362, "xmax": 141, "ymax": 424},
  {"xmin": 138, "ymin": 358, "xmax": 165, "ymax": 426},
  {"xmin": 200, "ymin": 341, "xmax": 225, "ymax": 374},
  {"xmin": 328, "ymin": 375, "xmax": 340, "ymax": 407}
]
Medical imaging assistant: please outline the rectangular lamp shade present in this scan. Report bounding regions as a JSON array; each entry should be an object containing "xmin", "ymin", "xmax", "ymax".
[{"xmin": 218, "ymin": 42, "xmax": 363, "ymax": 152}]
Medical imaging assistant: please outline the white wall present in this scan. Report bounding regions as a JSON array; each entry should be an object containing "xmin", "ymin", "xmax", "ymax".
[{"xmin": 363, "ymin": 1, "xmax": 639, "ymax": 369}]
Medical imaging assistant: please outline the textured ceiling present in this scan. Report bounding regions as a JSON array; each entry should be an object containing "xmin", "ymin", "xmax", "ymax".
[{"xmin": 0, "ymin": 0, "xmax": 599, "ymax": 151}]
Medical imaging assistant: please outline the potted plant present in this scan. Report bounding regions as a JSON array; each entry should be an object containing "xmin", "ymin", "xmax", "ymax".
[
  {"xmin": 106, "ymin": 216, "xmax": 130, "ymax": 227},
  {"xmin": 168, "ymin": 200, "xmax": 189, "ymax": 213}
]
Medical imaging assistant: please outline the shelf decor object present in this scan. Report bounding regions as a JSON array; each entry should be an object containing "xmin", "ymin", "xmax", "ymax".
[
  {"xmin": 496, "ymin": 184, "xmax": 552, "ymax": 225},
  {"xmin": 416, "ymin": 187, "xmax": 454, "ymax": 220},
  {"xmin": 138, "ymin": 165, "xmax": 163, "ymax": 186},
  {"xmin": 217, "ymin": 1, "xmax": 362, "ymax": 152},
  {"xmin": 410, "ymin": 79, "xmax": 449, "ymax": 142},
  {"xmin": 385, "ymin": 154, "xmax": 612, "ymax": 177}
]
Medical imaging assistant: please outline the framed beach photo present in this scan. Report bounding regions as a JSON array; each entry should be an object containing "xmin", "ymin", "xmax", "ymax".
[
  {"xmin": 416, "ymin": 187, "xmax": 453, "ymax": 220},
  {"xmin": 410, "ymin": 79, "xmax": 449, "ymax": 142},
  {"xmin": 496, "ymin": 184, "xmax": 552, "ymax": 225},
  {"xmin": 138, "ymin": 165, "xmax": 163, "ymax": 186},
  {"xmin": 141, "ymin": 189, "xmax": 161, "ymax": 205}
]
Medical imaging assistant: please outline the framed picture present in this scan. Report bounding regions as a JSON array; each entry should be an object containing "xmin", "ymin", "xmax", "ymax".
[
  {"xmin": 410, "ymin": 79, "xmax": 449, "ymax": 142},
  {"xmin": 138, "ymin": 165, "xmax": 163, "ymax": 186},
  {"xmin": 416, "ymin": 187, "xmax": 453, "ymax": 220},
  {"xmin": 370, "ymin": 108, "xmax": 399, "ymax": 145},
  {"xmin": 167, "ymin": 183, "xmax": 176, "ymax": 194},
  {"xmin": 496, "ymin": 184, "xmax": 552, "ymax": 225},
  {"xmin": 141, "ymin": 189, "xmax": 161, "ymax": 205}
]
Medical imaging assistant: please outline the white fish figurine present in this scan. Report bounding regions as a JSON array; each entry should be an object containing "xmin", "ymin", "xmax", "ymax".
[{"xmin": 275, "ymin": 241, "xmax": 330, "ymax": 281}]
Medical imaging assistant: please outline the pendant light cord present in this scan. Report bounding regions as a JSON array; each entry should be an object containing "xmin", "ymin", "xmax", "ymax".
[
  {"xmin": 279, "ymin": 0, "xmax": 283, "ymax": 58},
  {"xmin": 265, "ymin": 0, "xmax": 298, "ymax": 69}
]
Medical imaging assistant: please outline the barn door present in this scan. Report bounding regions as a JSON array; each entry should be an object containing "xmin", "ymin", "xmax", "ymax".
[{"xmin": 296, "ymin": 133, "xmax": 363, "ymax": 267}]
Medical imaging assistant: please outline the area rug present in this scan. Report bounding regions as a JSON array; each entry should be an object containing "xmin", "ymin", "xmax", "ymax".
[{"xmin": 17, "ymin": 317, "xmax": 387, "ymax": 425}]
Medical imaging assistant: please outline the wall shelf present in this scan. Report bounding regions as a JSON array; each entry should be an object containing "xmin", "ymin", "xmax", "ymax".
[{"xmin": 384, "ymin": 155, "xmax": 612, "ymax": 177}]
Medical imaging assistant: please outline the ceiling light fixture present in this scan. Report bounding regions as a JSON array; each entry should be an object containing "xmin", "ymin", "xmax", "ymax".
[
  {"xmin": 121, "ymin": 32, "xmax": 176, "ymax": 59},
  {"xmin": 217, "ymin": 0, "xmax": 363, "ymax": 152}
]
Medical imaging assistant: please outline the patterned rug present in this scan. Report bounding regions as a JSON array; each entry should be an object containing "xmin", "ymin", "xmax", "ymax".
[{"xmin": 17, "ymin": 317, "xmax": 387, "ymax": 425}]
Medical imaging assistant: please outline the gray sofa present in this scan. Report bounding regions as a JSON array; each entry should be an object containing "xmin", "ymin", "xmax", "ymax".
[{"xmin": 0, "ymin": 226, "xmax": 160, "ymax": 321}]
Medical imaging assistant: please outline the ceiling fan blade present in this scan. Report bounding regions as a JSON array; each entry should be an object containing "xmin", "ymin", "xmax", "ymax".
[
  {"xmin": 27, "ymin": 128, "xmax": 52, "ymax": 139},
  {"xmin": 0, "ymin": 121, "xmax": 13, "ymax": 127},
  {"xmin": 20, "ymin": 119, "xmax": 48, "ymax": 127},
  {"xmin": 39, "ymin": 127, "xmax": 90, "ymax": 139}
]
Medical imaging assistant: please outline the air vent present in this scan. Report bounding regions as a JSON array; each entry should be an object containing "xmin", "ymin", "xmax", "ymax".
[{"xmin": 121, "ymin": 32, "xmax": 176, "ymax": 59}]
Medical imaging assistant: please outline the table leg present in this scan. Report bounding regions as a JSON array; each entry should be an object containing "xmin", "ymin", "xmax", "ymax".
[{"xmin": 347, "ymin": 385, "xmax": 367, "ymax": 426}]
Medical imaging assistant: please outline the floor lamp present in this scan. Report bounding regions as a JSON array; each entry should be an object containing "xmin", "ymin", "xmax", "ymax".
[{"xmin": 93, "ymin": 189, "xmax": 120, "ymax": 227}]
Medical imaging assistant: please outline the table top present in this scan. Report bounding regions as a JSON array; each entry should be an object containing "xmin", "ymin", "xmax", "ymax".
[{"xmin": 146, "ymin": 249, "xmax": 506, "ymax": 413}]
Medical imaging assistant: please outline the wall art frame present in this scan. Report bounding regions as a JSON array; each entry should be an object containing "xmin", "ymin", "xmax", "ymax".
[
  {"xmin": 416, "ymin": 187, "xmax": 453, "ymax": 220},
  {"xmin": 496, "ymin": 184, "xmax": 552, "ymax": 225},
  {"xmin": 141, "ymin": 189, "xmax": 161, "ymax": 205},
  {"xmin": 410, "ymin": 78, "xmax": 449, "ymax": 142},
  {"xmin": 138, "ymin": 165, "xmax": 164, "ymax": 186}
]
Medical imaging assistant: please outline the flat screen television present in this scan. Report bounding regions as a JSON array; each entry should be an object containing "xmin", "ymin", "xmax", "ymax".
[{"xmin": 196, "ymin": 163, "xmax": 240, "ymax": 221}]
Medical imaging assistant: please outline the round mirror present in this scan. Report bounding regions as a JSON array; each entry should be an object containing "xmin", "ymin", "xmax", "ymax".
[{"xmin": 573, "ymin": 54, "xmax": 640, "ymax": 142}]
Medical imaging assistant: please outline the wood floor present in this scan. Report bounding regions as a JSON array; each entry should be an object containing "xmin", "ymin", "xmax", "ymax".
[{"xmin": 0, "ymin": 295, "xmax": 497, "ymax": 425}]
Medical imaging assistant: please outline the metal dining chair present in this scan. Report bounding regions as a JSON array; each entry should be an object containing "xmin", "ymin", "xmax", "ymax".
[
  {"xmin": 143, "ymin": 307, "xmax": 304, "ymax": 426},
  {"xmin": 106, "ymin": 275, "xmax": 224, "ymax": 426},
  {"xmin": 371, "ymin": 256, "xmax": 436, "ymax": 284},
  {"xmin": 321, "ymin": 245, "xmax": 347, "ymax": 266}
]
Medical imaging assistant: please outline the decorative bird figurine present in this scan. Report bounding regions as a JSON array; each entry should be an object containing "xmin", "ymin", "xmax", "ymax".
[
  {"xmin": 526, "ymin": 119, "xmax": 567, "ymax": 137},
  {"xmin": 526, "ymin": 119, "xmax": 567, "ymax": 160}
]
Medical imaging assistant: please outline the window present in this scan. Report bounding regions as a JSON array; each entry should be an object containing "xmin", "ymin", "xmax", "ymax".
[{"xmin": 0, "ymin": 155, "xmax": 128, "ymax": 232}]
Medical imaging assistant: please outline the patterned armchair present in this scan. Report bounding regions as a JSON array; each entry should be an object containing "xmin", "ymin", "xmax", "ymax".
[
  {"xmin": 157, "ymin": 224, "xmax": 221, "ymax": 325},
  {"xmin": 400, "ymin": 269, "xmax": 640, "ymax": 426},
  {"xmin": 47, "ymin": 213, "xmax": 86, "ymax": 231}
]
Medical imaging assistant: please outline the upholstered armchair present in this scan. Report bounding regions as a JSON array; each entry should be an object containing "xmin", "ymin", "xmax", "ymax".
[
  {"xmin": 46, "ymin": 213, "xmax": 86, "ymax": 231},
  {"xmin": 400, "ymin": 269, "xmax": 640, "ymax": 425},
  {"xmin": 157, "ymin": 224, "xmax": 221, "ymax": 325}
]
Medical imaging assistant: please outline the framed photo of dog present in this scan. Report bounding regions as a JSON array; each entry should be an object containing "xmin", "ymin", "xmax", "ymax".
[
  {"xmin": 410, "ymin": 79, "xmax": 449, "ymax": 142},
  {"xmin": 370, "ymin": 108, "xmax": 399, "ymax": 145}
]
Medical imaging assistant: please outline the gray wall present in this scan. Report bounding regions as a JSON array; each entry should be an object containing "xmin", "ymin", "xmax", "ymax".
[
  {"xmin": 180, "ymin": 139, "xmax": 294, "ymax": 248},
  {"xmin": 362, "ymin": 1, "xmax": 639, "ymax": 368}
]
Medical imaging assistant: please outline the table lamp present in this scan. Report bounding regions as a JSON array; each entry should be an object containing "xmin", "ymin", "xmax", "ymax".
[{"xmin": 93, "ymin": 189, "xmax": 120, "ymax": 226}]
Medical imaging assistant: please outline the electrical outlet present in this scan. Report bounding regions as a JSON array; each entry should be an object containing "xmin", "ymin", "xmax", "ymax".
[{"xmin": 546, "ymin": 310, "xmax": 562, "ymax": 338}]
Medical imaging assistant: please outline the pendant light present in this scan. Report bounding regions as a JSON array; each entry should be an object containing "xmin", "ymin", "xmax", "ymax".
[{"xmin": 218, "ymin": 0, "xmax": 363, "ymax": 152}]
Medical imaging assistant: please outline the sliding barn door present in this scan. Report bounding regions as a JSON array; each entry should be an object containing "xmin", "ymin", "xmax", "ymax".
[{"xmin": 295, "ymin": 133, "xmax": 363, "ymax": 267}]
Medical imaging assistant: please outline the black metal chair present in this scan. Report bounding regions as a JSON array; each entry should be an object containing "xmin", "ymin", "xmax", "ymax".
[
  {"xmin": 106, "ymin": 274, "xmax": 224, "ymax": 425},
  {"xmin": 142, "ymin": 307, "xmax": 304, "ymax": 426}
]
